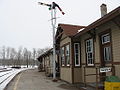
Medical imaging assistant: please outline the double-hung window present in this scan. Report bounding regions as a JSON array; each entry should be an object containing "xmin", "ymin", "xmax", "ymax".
[
  {"xmin": 86, "ymin": 39, "xmax": 94, "ymax": 66},
  {"xmin": 74, "ymin": 43, "xmax": 80, "ymax": 66},
  {"xmin": 65, "ymin": 45, "xmax": 70, "ymax": 66}
]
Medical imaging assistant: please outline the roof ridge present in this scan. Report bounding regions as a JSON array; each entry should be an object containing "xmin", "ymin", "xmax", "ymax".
[{"xmin": 58, "ymin": 23, "xmax": 86, "ymax": 27}]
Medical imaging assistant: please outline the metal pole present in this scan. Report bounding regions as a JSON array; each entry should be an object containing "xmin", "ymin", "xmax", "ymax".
[
  {"xmin": 51, "ymin": 7, "xmax": 56, "ymax": 80},
  {"xmin": 38, "ymin": 2, "xmax": 64, "ymax": 80}
]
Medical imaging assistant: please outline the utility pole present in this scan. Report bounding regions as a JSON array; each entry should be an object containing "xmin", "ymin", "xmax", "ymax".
[{"xmin": 38, "ymin": 2, "xmax": 65, "ymax": 80}]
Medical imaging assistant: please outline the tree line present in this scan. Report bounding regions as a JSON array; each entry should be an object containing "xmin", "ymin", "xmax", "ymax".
[{"xmin": 0, "ymin": 46, "xmax": 50, "ymax": 67}]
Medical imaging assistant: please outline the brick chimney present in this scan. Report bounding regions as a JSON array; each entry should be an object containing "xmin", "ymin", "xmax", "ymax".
[{"xmin": 100, "ymin": 4, "xmax": 107, "ymax": 17}]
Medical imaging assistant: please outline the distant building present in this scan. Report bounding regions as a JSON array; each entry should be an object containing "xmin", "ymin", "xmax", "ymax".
[{"xmin": 37, "ymin": 49, "xmax": 53, "ymax": 75}]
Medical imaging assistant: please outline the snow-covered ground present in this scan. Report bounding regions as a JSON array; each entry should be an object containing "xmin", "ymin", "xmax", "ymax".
[{"xmin": 0, "ymin": 66, "xmax": 35, "ymax": 90}]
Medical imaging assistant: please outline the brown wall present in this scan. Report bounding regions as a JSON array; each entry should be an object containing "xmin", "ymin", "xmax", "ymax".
[
  {"xmin": 110, "ymin": 21, "xmax": 120, "ymax": 78},
  {"xmin": 60, "ymin": 68, "xmax": 72, "ymax": 83},
  {"xmin": 111, "ymin": 22, "xmax": 120, "ymax": 63},
  {"xmin": 60, "ymin": 34, "xmax": 73, "ymax": 83},
  {"xmin": 74, "ymin": 68, "xmax": 83, "ymax": 83},
  {"xmin": 79, "ymin": 20, "xmax": 120, "ymax": 83},
  {"xmin": 58, "ymin": 17, "xmax": 120, "ymax": 84}
]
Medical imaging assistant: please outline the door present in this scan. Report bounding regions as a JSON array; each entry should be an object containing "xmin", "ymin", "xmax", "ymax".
[{"xmin": 100, "ymin": 32, "xmax": 112, "ymax": 81}]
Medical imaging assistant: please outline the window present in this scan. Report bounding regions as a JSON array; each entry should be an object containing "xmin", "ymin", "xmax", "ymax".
[
  {"xmin": 102, "ymin": 33, "xmax": 110, "ymax": 44},
  {"xmin": 61, "ymin": 47, "xmax": 65, "ymax": 66},
  {"xmin": 74, "ymin": 43, "xmax": 80, "ymax": 66},
  {"xmin": 65, "ymin": 45, "xmax": 70, "ymax": 66},
  {"xmin": 104, "ymin": 46, "xmax": 111, "ymax": 61},
  {"xmin": 60, "ymin": 43, "xmax": 70, "ymax": 67},
  {"xmin": 101, "ymin": 33, "xmax": 111, "ymax": 62},
  {"xmin": 86, "ymin": 39, "xmax": 94, "ymax": 66}
]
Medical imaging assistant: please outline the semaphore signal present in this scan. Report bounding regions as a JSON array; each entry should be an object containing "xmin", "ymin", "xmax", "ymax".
[{"xmin": 38, "ymin": 2, "xmax": 65, "ymax": 15}]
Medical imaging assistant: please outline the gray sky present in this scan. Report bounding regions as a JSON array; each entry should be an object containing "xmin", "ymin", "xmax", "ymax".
[{"xmin": 0, "ymin": 0, "xmax": 119, "ymax": 50}]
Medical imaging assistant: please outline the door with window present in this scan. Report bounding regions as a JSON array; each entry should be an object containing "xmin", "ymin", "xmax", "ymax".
[
  {"xmin": 100, "ymin": 32, "xmax": 112, "ymax": 81},
  {"xmin": 100, "ymin": 33, "xmax": 112, "ymax": 65}
]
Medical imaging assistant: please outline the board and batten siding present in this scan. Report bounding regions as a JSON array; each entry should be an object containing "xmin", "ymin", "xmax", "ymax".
[{"xmin": 111, "ymin": 21, "xmax": 120, "ymax": 78}]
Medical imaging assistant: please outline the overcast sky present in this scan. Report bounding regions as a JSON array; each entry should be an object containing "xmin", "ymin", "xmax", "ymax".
[{"xmin": 0, "ymin": 0, "xmax": 119, "ymax": 50}]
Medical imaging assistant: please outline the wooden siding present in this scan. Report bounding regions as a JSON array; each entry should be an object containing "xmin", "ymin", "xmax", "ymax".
[
  {"xmin": 59, "ymin": 34, "xmax": 73, "ymax": 83},
  {"xmin": 60, "ymin": 68, "xmax": 72, "ymax": 83},
  {"xmin": 79, "ymin": 20, "xmax": 120, "ymax": 82},
  {"xmin": 74, "ymin": 68, "xmax": 83, "ymax": 83},
  {"xmin": 111, "ymin": 22, "xmax": 120, "ymax": 63}
]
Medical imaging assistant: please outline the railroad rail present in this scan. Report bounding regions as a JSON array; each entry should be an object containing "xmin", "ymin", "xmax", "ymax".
[
  {"xmin": 0, "ymin": 68, "xmax": 28, "ymax": 90},
  {"xmin": 0, "ymin": 68, "xmax": 12, "ymax": 72}
]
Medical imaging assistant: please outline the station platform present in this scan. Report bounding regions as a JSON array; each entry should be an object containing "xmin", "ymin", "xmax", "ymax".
[{"xmin": 5, "ymin": 69, "xmax": 79, "ymax": 90}]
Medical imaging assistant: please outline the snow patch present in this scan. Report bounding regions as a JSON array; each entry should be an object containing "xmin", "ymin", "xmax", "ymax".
[
  {"xmin": 77, "ymin": 28, "xmax": 85, "ymax": 33},
  {"xmin": 0, "ymin": 67, "xmax": 33, "ymax": 90}
]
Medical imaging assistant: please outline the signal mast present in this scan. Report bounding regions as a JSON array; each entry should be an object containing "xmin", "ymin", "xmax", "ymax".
[{"xmin": 38, "ymin": 2, "xmax": 65, "ymax": 80}]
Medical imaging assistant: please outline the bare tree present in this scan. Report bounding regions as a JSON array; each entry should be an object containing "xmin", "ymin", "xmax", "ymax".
[
  {"xmin": 0, "ymin": 45, "xmax": 51, "ymax": 67},
  {"xmin": 32, "ymin": 48, "xmax": 37, "ymax": 67},
  {"xmin": 10, "ymin": 48, "xmax": 17, "ymax": 67},
  {"xmin": 36, "ymin": 48, "xmax": 44, "ymax": 58},
  {"xmin": 16, "ymin": 46, "xmax": 22, "ymax": 67},
  {"xmin": 0, "ymin": 46, "xmax": 6, "ymax": 67},
  {"xmin": 23, "ymin": 48, "xmax": 29, "ymax": 67},
  {"xmin": 6, "ymin": 47, "xmax": 10, "ymax": 66},
  {"xmin": 28, "ymin": 51, "xmax": 32, "ymax": 67},
  {"xmin": 6, "ymin": 47, "xmax": 10, "ymax": 59}
]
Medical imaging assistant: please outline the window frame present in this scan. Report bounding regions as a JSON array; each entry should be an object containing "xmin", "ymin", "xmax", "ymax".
[
  {"xmin": 61, "ymin": 46, "xmax": 65, "ymax": 66},
  {"xmin": 74, "ymin": 43, "xmax": 81, "ymax": 67},
  {"xmin": 60, "ymin": 43, "xmax": 70, "ymax": 67},
  {"xmin": 65, "ymin": 44, "xmax": 70, "ymax": 66},
  {"xmin": 101, "ymin": 33, "xmax": 110, "ymax": 44},
  {"xmin": 103, "ymin": 46, "xmax": 111, "ymax": 61},
  {"xmin": 85, "ymin": 38, "xmax": 94, "ymax": 66},
  {"xmin": 101, "ymin": 32, "xmax": 112, "ymax": 62}
]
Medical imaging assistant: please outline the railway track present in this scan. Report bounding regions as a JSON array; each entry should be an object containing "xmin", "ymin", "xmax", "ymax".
[
  {"xmin": 0, "ymin": 68, "xmax": 12, "ymax": 72},
  {"xmin": 0, "ymin": 68, "xmax": 28, "ymax": 90}
]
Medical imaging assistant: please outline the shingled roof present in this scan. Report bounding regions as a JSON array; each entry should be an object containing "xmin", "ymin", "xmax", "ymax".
[{"xmin": 56, "ymin": 24, "xmax": 85, "ymax": 37}]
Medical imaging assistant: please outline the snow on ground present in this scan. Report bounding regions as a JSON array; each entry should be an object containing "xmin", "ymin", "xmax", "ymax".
[{"xmin": 0, "ymin": 66, "xmax": 34, "ymax": 90}]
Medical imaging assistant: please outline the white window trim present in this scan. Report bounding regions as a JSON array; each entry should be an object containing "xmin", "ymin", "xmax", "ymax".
[
  {"xmin": 86, "ymin": 39, "xmax": 94, "ymax": 66},
  {"xmin": 66, "ymin": 44, "xmax": 70, "ymax": 66},
  {"xmin": 61, "ymin": 47, "xmax": 65, "ymax": 66},
  {"xmin": 104, "ymin": 46, "xmax": 111, "ymax": 61},
  {"xmin": 74, "ymin": 43, "xmax": 80, "ymax": 66},
  {"xmin": 102, "ymin": 33, "xmax": 110, "ymax": 44}
]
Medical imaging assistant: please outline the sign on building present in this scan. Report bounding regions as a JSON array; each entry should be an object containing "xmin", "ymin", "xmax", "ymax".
[{"xmin": 100, "ymin": 67, "xmax": 112, "ymax": 73}]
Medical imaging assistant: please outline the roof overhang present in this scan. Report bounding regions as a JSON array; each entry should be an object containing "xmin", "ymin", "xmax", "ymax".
[{"xmin": 75, "ymin": 6, "xmax": 120, "ymax": 37}]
